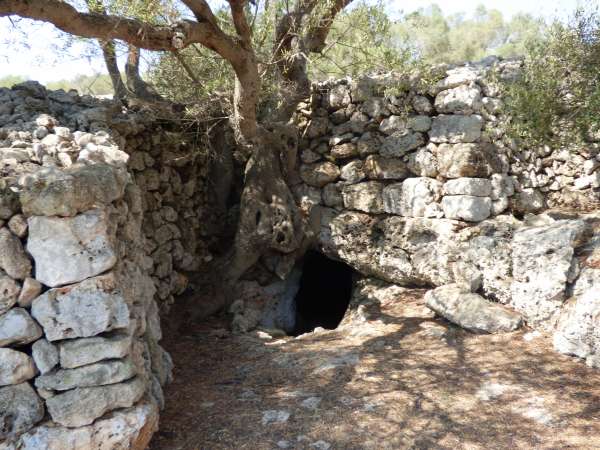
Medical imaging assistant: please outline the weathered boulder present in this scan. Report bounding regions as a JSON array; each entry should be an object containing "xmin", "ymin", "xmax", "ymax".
[
  {"xmin": 441, "ymin": 196, "xmax": 492, "ymax": 222},
  {"xmin": 0, "ymin": 272, "xmax": 20, "ymax": 315},
  {"xmin": 437, "ymin": 143, "xmax": 503, "ymax": 178},
  {"xmin": 512, "ymin": 188, "xmax": 546, "ymax": 214},
  {"xmin": 553, "ymin": 267, "xmax": 600, "ymax": 367},
  {"xmin": 0, "ymin": 228, "xmax": 31, "ymax": 280},
  {"xmin": 0, "ymin": 349, "xmax": 36, "ymax": 386},
  {"xmin": 300, "ymin": 162, "xmax": 340, "ymax": 187},
  {"xmin": 435, "ymin": 85, "xmax": 482, "ymax": 114},
  {"xmin": 0, "ymin": 308, "xmax": 42, "ymax": 347},
  {"xmin": 425, "ymin": 284, "xmax": 522, "ymax": 333},
  {"xmin": 429, "ymin": 115, "xmax": 483, "ymax": 143},
  {"xmin": 339, "ymin": 160, "xmax": 366, "ymax": 183},
  {"xmin": 443, "ymin": 178, "xmax": 492, "ymax": 197},
  {"xmin": 432, "ymin": 66, "xmax": 479, "ymax": 94},
  {"xmin": 2, "ymin": 402, "xmax": 159, "ymax": 450},
  {"xmin": 394, "ymin": 177, "xmax": 443, "ymax": 218},
  {"xmin": 364, "ymin": 155, "xmax": 409, "ymax": 180},
  {"xmin": 59, "ymin": 333, "xmax": 132, "ymax": 369},
  {"xmin": 511, "ymin": 219, "xmax": 588, "ymax": 327},
  {"xmin": 31, "ymin": 339, "xmax": 59, "ymax": 375},
  {"xmin": 35, "ymin": 358, "xmax": 136, "ymax": 391},
  {"xmin": 45, "ymin": 377, "xmax": 145, "ymax": 427},
  {"xmin": 27, "ymin": 209, "xmax": 117, "ymax": 287},
  {"xmin": 31, "ymin": 274, "xmax": 130, "ymax": 341},
  {"xmin": 341, "ymin": 182, "xmax": 384, "ymax": 213},
  {"xmin": 0, "ymin": 383, "xmax": 44, "ymax": 440}
]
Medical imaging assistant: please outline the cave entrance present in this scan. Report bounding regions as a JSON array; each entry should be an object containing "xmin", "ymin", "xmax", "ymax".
[{"xmin": 292, "ymin": 251, "xmax": 355, "ymax": 336}]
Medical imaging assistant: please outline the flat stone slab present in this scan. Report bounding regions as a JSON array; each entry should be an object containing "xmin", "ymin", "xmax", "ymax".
[{"xmin": 425, "ymin": 284, "xmax": 522, "ymax": 333}]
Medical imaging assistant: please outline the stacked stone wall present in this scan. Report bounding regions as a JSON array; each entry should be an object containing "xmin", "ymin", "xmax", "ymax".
[{"xmin": 0, "ymin": 81, "xmax": 216, "ymax": 447}]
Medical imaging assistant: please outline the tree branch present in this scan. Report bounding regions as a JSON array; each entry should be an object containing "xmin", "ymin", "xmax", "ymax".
[
  {"xmin": 180, "ymin": 0, "xmax": 218, "ymax": 28},
  {"xmin": 227, "ymin": 0, "xmax": 252, "ymax": 48},
  {"xmin": 305, "ymin": 0, "xmax": 354, "ymax": 52}
]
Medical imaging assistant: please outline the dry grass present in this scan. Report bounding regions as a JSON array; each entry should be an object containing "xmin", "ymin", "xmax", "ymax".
[{"xmin": 150, "ymin": 289, "xmax": 600, "ymax": 450}]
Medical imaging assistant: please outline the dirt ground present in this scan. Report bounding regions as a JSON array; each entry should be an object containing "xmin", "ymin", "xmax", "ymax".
[{"xmin": 149, "ymin": 287, "xmax": 600, "ymax": 450}]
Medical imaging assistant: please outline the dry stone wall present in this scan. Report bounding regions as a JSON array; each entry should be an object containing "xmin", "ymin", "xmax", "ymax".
[
  {"xmin": 0, "ymin": 81, "xmax": 215, "ymax": 448},
  {"xmin": 292, "ymin": 58, "xmax": 600, "ymax": 367}
]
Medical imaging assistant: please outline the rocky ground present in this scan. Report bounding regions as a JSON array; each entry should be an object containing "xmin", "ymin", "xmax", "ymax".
[{"xmin": 149, "ymin": 281, "xmax": 600, "ymax": 450}]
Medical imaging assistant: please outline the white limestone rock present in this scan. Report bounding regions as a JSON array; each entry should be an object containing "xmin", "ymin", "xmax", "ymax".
[
  {"xmin": 0, "ymin": 349, "xmax": 37, "ymax": 386},
  {"xmin": 425, "ymin": 284, "xmax": 522, "ymax": 333},
  {"xmin": 395, "ymin": 177, "xmax": 443, "ymax": 218},
  {"xmin": 380, "ymin": 131, "xmax": 425, "ymax": 157},
  {"xmin": 511, "ymin": 219, "xmax": 588, "ymax": 327},
  {"xmin": 31, "ymin": 339, "xmax": 59, "ymax": 375},
  {"xmin": 16, "ymin": 278, "xmax": 41, "ymax": 308},
  {"xmin": 432, "ymin": 66, "xmax": 480, "ymax": 94},
  {"xmin": 443, "ymin": 178, "xmax": 492, "ymax": 197},
  {"xmin": 2, "ymin": 402, "xmax": 158, "ymax": 450},
  {"xmin": 339, "ymin": 160, "xmax": 366, "ymax": 183},
  {"xmin": 300, "ymin": 162, "xmax": 340, "ymax": 188},
  {"xmin": 35, "ymin": 358, "xmax": 137, "ymax": 391},
  {"xmin": 379, "ymin": 115, "xmax": 407, "ymax": 135},
  {"xmin": 59, "ymin": 333, "xmax": 132, "ymax": 369},
  {"xmin": 553, "ymin": 267, "xmax": 600, "ymax": 365},
  {"xmin": 341, "ymin": 182, "xmax": 384, "ymax": 213},
  {"xmin": 442, "ymin": 195, "xmax": 492, "ymax": 222},
  {"xmin": 429, "ymin": 115, "xmax": 483, "ymax": 143},
  {"xmin": 0, "ymin": 228, "xmax": 31, "ymax": 280},
  {"xmin": 407, "ymin": 145, "xmax": 438, "ymax": 178},
  {"xmin": 27, "ymin": 209, "xmax": 117, "ymax": 287},
  {"xmin": 0, "ymin": 272, "xmax": 20, "ymax": 315},
  {"xmin": 437, "ymin": 143, "xmax": 503, "ymax": 178},
  {"xmin": 364, "ymin": 155, "xmax": 409, "ymax": 180},
  {"xmin": 0, "ymin": 383, "xmax": 44, "ymax": 441},
  {"xmin": 31, "ymin": 274, "xmax": 130, "ymax": 342},
  {"xmin": 0, "ymin": 308, "xmax": 42, "ymax": 347},
  {"xmin": 45, "ymin": 377, "xmax": 146, "ymax": 427},
  {"xmin": 435, "ymin": 85, "xmax": 482, "ymax": 114}
]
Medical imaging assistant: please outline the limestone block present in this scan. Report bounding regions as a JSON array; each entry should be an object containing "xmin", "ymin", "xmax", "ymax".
[
  {"xmin": 45, "ymin": 377, "xmax": 145, "ymax": 427},
  {"xmin": 429, "ymin": 115, "xmax": 483, "ymax": 143},
  {"xmin": 435, "ymin": 85, "xmax": 482, "ymax": 114},
  {"xmin": 395, "ymin": 177, "xmax": 443, "ymax": 218},
  {"xmin": 31, "ymin": 274, "xmax": 130, "ymax": 341},
  {"xmin": 31, "ymin": 339, "xmax": 58, "ymax": 375},
  {"xmin": 442, "ymin": 195, "xmax": 491, "ymax": 222},
  {"xmin": 0, "ymin": 383, "xmax": 44, "ymax": 440},
  {"xmin": 27, "ymin": 209, "xmax": 117, "ymax": 287},
  {"xmin": 0, "ymin": 228, "xmax": 31, "ymax": 280},
  {"xmin": 59, "ymin": 333, "xmax": 132, "ymax": 369},
  {"xmin": 0, "ymin": 308, "xmax": 42, "ymax": 347},
  {"xmin": 300, "ymin": 162, "xmax": 340, "ymax": 188},
  {"xmin": 425, "ymin": 284, "xmax": 522, "ymax": 333},
  {"xmin": 0, "ymin": 272, "xmax": 20, "ymax": 315},
  {"xmin": 340, "ymin": 160, "xmax": 365, "ymax": 183},
  {"xmin": 19, "ymin": 164, "xmax": 127, "ymax": 217},
  {"xmin": 437, "ymin": 143, "xmax": 503, "ymax": 178},
  {"xmin": 0, "ymin": 349, "xmax": 36, "ymax": 385},
  {"xmin": 380, "ymin": 131, "xmax": 425, "ymax": 157},
  {"xmin": 443, "ymin": 178, "xmax": 492, "ymax": 197},
  {"xmin": 407, "ymin": 145, "xmax": 438, "ymax": 178},
  {"xmin": 364, "ymin": 155, "xmax": 409, "ymax": 180},
  {"xmin": 341, "ymin": 182, "xmax": 384, "ymax": 214}
]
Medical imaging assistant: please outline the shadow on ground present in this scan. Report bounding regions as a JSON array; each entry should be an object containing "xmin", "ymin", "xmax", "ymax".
[{"xmin": 150, "ymin": 288, "xmax": 600, "ymax": 450}]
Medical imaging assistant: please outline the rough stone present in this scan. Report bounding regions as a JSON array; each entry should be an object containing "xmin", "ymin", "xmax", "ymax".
[
  {"xmin": 511, "ymin": 219, "xmax": 588, "ymax": 327},
  {"xmin": 27, "ymin": 209, "xmax": 117, "ymax": 287},
  {"xmin": 0, "ymin": 273, "xmax": 20, "ymax": 315},
  {"xmin": 331, "ymin": 143, "xmax": 358, "ymax": 160},
  {"xmin": 512, "ymin": 188, "xmax": 546, "ymax": 214},
  {"xmin": 59, "ymin": 333, "xmax": 132, "ymax": 369},
  {"xmin": 425, "ymin": 284, "xmax": 522, "ymax": 333},
  {"xmin": 0, "ymin": 349, "xmax": 36, "ymax": 386},
  {"xmin": 429, "ymin": 115, "xmax": 483, "ymax": 143},
  {"xmin": 300, "ymin": 162, "xmax": 340, "ymax": 188},
  {"xmin": 339, "ymin": 160, "xmax": 365, "ymax": 183},
  {"xmin": 553, "ymin": 268, "xmax": 600, "ymax": 365},
  {"xmin": 437, "ymin": 143, "xmax": 503, "ymax": 178},
  {"xmin": 3, "ymin": 402, "xmax": 158, "ymax": 450},
  {"xmin": 395, "ymin": 177, "xmax": 443, "ymax": 218},
  {"xmin": 0, "ymin": 187, "xmax": 19, "ymax": 221},
  {"xmin": 442, "ymin": 196, "xmax": 492, "ymax": 222},
  {"xmin": 31, "ymin": 339, "xmax": 59, "ymax": 375},
  {"xmin": 31, "ymin": 274, "xmax": 130, "ymax": 341},
  {"xmin": 364, "ymin": 155, "xmax": 409, "ymax": 180},
  {"xmin": 322, "ymin": 183, "xmax": 344, "ymax": 208},
  {"xmin": 19, "ymin": 164, "xmax": 127, "ymax": 217},
  {"xmin": 341, "ymin": 182, "xmax": 384, "ymax": 214},
  {"xmin": 16, "ymin": 278, "xmax": 42, "ymax": 308},
  {"xmin": 435, "ymin": 85, "xmax": 482, "ymax": 114},
  {"xmin": 379, "ymin": 116, "xmax": 407, "ymax": 135},
  {"xmin": 7, "ymin": 215, "xmax": 27, "ymax": 238},
  {"xmin": 380, "ymin": 131, "xmax": 425, "ymax": 157},
  {"xmin": 443, "ymin": 178, "xmax": 492, "ymax": 197},
  {"xmin": 45, "ymin": 377, "xmax": 145, "ymax": 427},
  {"xmin": 35, "ymin": 358, "xmax": 136, "ymax": 391},
  {"xmin": 0, "ymin": 308, "xmax": 42, "ymax": 347},
  {"xmin": 0, "ymin": 383, "xmax": 44, "ymax": 440},
  {"xmin": 0, "ymin": 228, "xmax": 31, "ymax": 280},
  {"xmin": 407, "ymin": 145, "xmax": 438, "ymax": 178}
]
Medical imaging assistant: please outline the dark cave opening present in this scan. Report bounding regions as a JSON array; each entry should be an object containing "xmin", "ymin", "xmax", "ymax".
[{"xmin": 292, "ymin": 251, "xmax": 355, "ymax": 336}]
